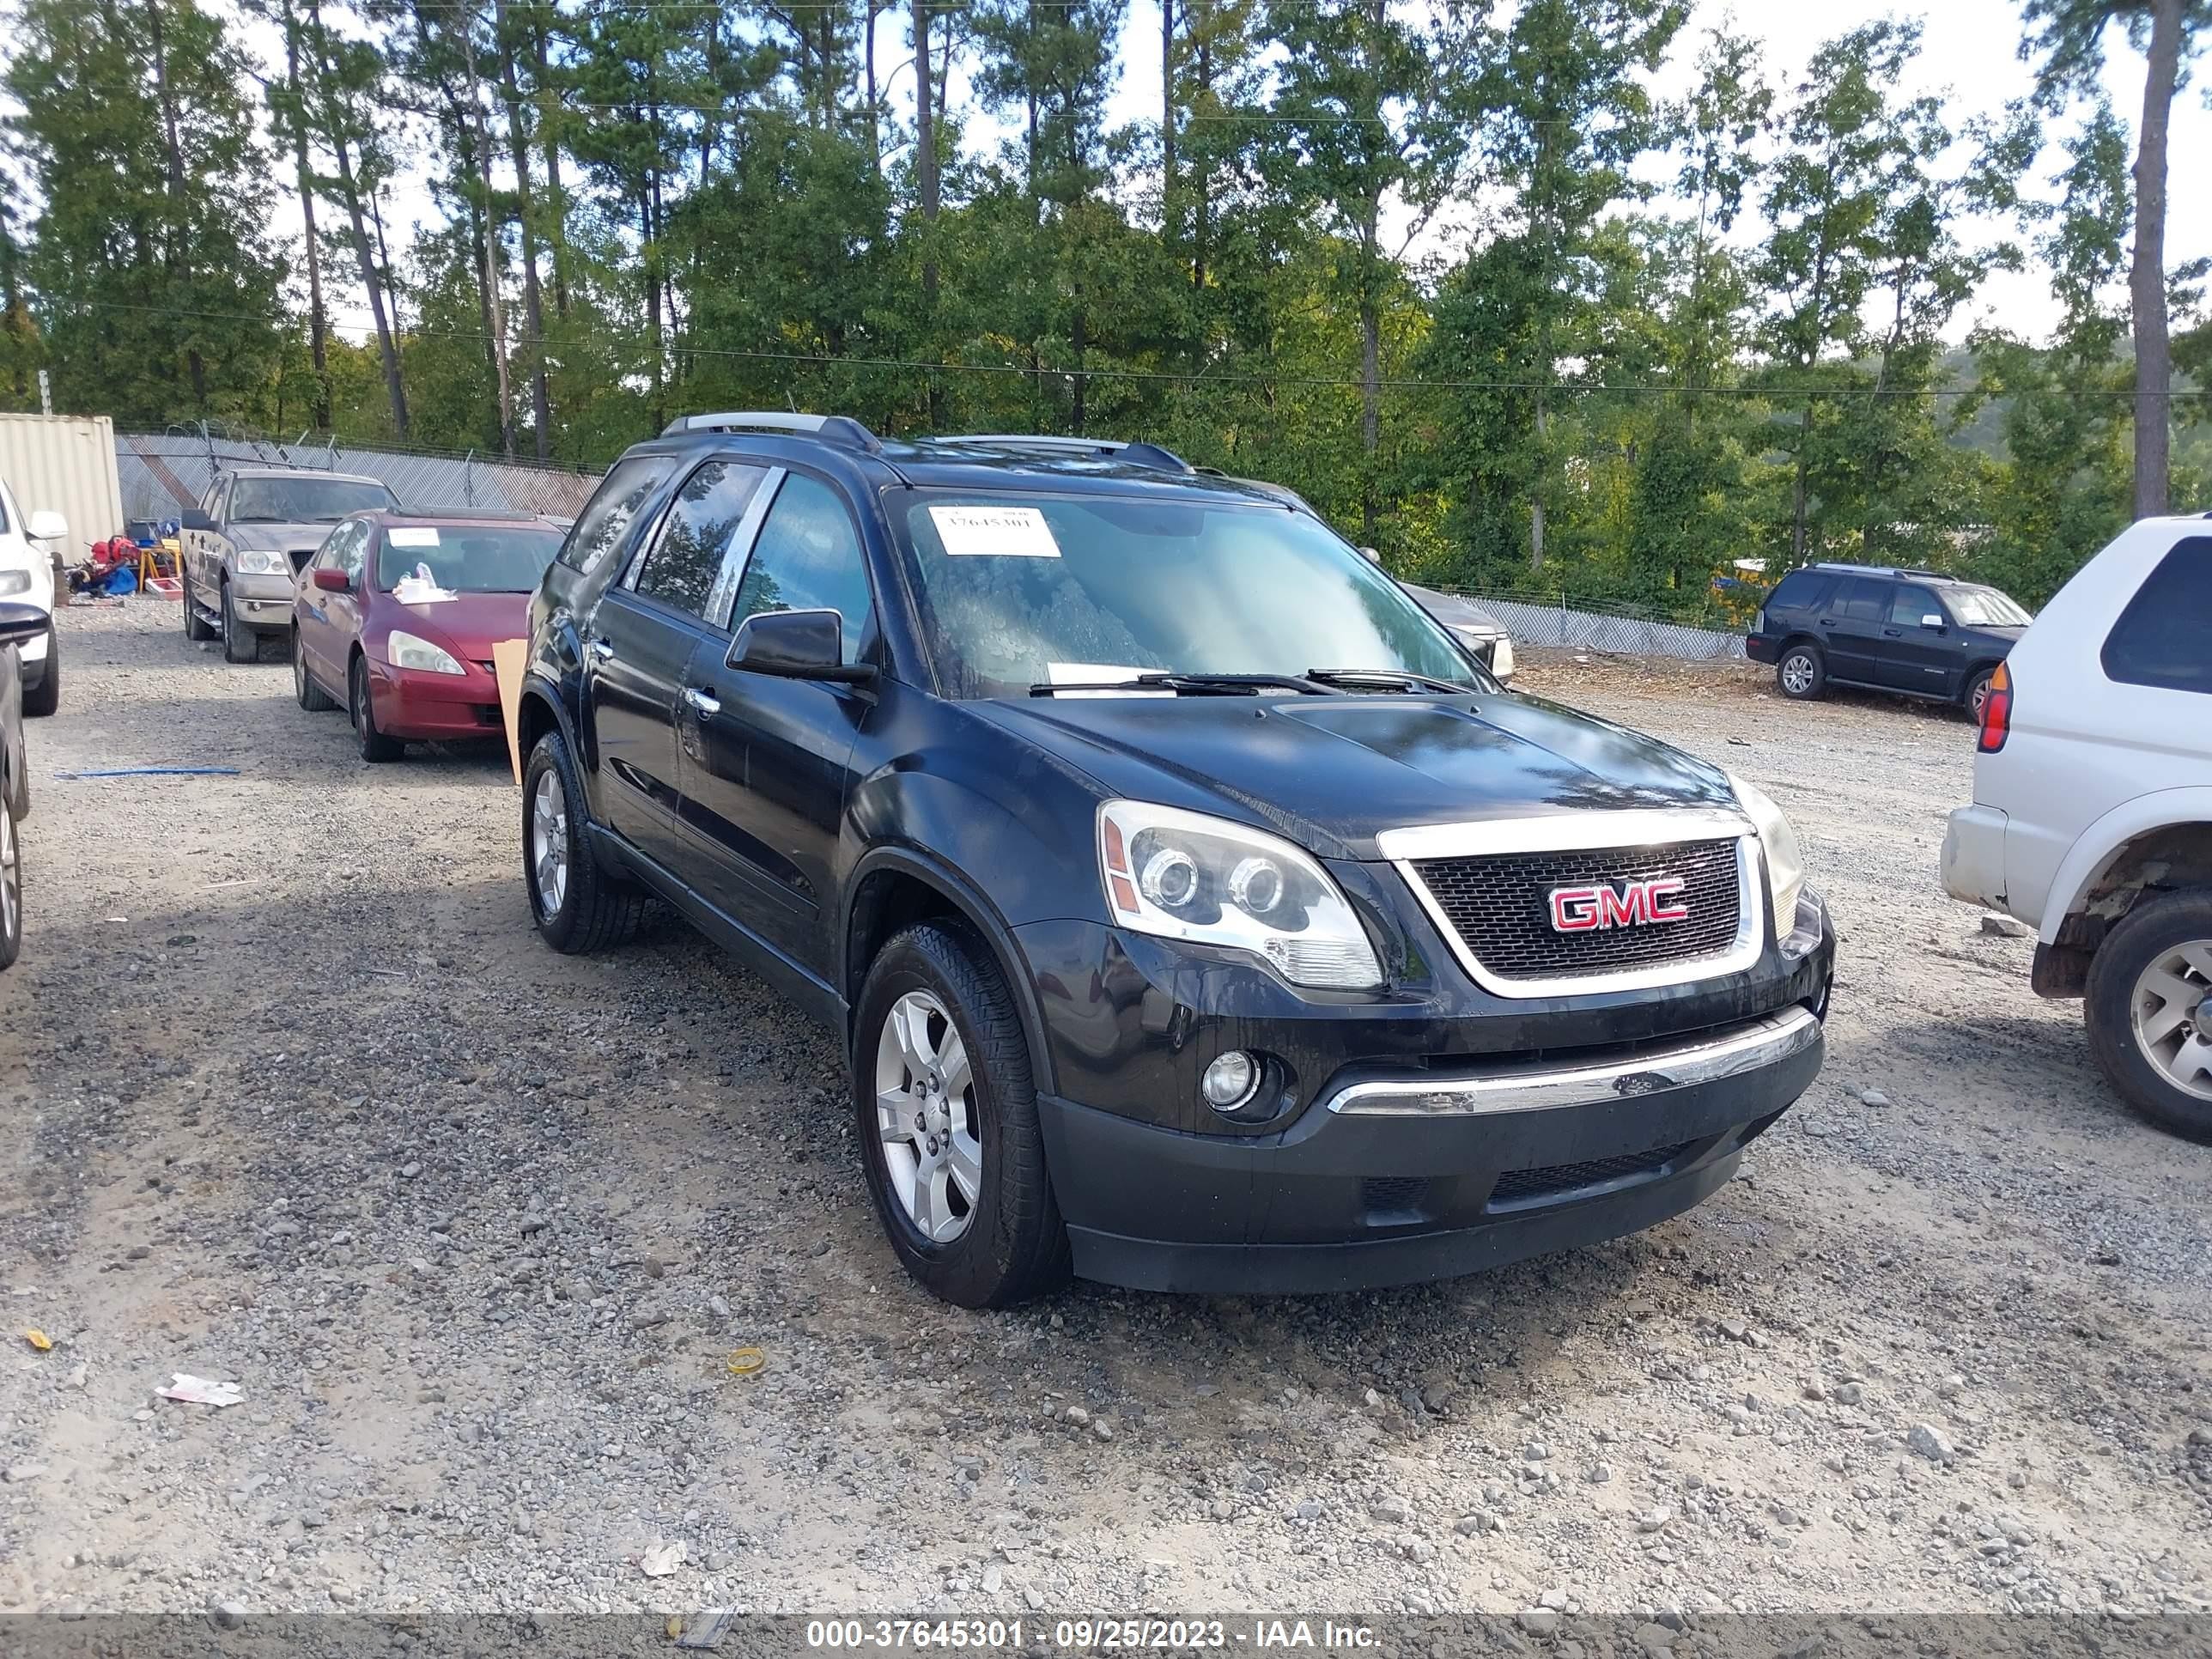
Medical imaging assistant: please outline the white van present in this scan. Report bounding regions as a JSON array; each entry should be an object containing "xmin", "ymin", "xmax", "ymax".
[
  {"xmin": 0, "ymin": 475, "xmax": 62, "ymax": 716},
  {"xmin": 1942, "ymin": 515, "xmax": 2212, "ymax": 1137}
]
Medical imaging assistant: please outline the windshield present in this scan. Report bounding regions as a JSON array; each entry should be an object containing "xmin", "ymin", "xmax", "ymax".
[
  {"xmin": 1947, "ymin": 586, "xmax": 2032, "ymax": 627},
  {"xmin": 375, "ymin": 524, "xmax": 562, "ymax": 592},
  {"xmin": 896, "ymin": 492, "xmax": 1484, "ymax": 697},
  {"xmin": 233, "ymin": 477, "xmax": 398, "ymax": 524}
]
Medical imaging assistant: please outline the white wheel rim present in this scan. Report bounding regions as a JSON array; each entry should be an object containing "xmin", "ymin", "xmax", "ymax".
[
  {"xmin": 873, "ymin": 989, "xmax": 981, "ymax": 1243},
  {"xmin": 0, "ymin": 798, "xmax": 17, "ymax": 945},
  {"xmin": 2130, "ymin": 940, "xmax": 2212, "ymax": 1103},
  {"xmin": 530, "ymin": 769, "xmax": 568, "ymax": 917},
  {"xmin": 1782, "ymin": 656, "xmax": 1814, "ymax": 694}
]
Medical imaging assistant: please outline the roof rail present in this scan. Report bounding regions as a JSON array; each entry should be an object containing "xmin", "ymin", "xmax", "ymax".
[
  {"xmin": 927, "ymin": 434, "xmax": 1194, "ymax": 474},
  {"xmin": 1808, "ymin": 561, "xmax": 1951, "ymax": 580},
  {"xmin": 661, "ymin": 410, "xmax": 884, "ymax": 453}
]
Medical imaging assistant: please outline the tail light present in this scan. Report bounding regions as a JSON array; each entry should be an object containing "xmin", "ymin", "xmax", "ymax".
[
  {"xmin": 1976, "ymin": 662, "xmax": 2012, "ymax": 753},
  {"xmin": 1753, "ymin": 607, "xmax": 1767, "ymax": 633}
]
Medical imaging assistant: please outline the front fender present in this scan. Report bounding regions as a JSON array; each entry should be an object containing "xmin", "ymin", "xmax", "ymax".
[{"xmin": 2041, "ymin": 787, "xmax": 2212, "ymax": 941}]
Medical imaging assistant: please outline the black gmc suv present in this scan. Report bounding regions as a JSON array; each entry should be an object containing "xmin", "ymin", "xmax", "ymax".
[
  {"xmin": 1745, "ymin": 562, "xmax": 2032, "ymax": 718},
  {"xmin": 517, "ymin": 415, "xmax": 1834, "ymax": 1306}
]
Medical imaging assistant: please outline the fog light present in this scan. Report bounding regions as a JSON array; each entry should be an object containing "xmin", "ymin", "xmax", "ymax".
[{"xmin": 1201, "ymin": 1051, "xmax": 1260, "ymax": 1114}]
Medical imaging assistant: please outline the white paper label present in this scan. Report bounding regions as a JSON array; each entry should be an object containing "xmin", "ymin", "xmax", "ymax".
[
  {"xmin": 387, "ymin": 526, "xmax": 441, "ymax": 548},
  {"xmin": 928, "ymin": 504, "xmax": 1060, "ymax": 558}
]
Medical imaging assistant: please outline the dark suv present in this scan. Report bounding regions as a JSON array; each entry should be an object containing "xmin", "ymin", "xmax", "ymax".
[
  {"xmin": 516, "ymin": 414, "xmax": 1834, "ymax": 1306},
  {"xmin": 1746, "ymin": 562, "xmax": 2032, "ymax": 718}
]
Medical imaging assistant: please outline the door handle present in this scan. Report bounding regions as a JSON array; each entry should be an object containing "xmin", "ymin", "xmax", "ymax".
[
  {"xmin": 588, "ymin": 638, "xmax": 615, "ymax": 662},
  {"xmin": 1818, "ymin": 617, "xmax": 1838, "ymax": 627},
  {"xmin": 1881, "ymin": 627, "xmax": 1904, "ymax": 637},
  {"xmin": 683, "ymin": 686, "xmax": 721, "ymax": 717}
]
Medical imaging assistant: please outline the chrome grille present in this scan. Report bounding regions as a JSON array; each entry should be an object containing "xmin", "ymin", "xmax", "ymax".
[{"xmin": 1412, "ymin": 838, "xmax": 1741, "ymax": 982}]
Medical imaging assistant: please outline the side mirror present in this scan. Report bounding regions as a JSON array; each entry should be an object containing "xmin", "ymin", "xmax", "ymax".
[
  {"xmin": 0, "ymin": 600, "xmax": 47, "ymax": 650},
  {"xmin": 726, "ymin": 608, "xmax": 875, "ymax": 684},
  {"xmin": 1920, "ymin": 613, "xmax": 1946, "ymax": 630},
  {"xmin": 311, "ymin": 567, "xmax": 350, "ymax": 592},
  {"xmin": 26, "ymin": 510, "xmax": 66, "ymax": 544},
  {"xmin": 180, "ymin": 508, "xmax": 216, "ymax": 532}
]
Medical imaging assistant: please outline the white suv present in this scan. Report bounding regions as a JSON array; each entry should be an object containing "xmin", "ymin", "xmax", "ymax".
[
  {"xmin": 0, "ymin": 476, "xmax": 63, "ymax": 716},
  {"xmin": 1942, "ymin": 515, "xmax": 2212, "ymax": 1137}
]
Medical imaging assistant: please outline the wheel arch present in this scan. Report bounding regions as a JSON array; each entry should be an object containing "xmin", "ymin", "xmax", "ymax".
[
  {"xmin": 842, "ymin": 846, "xmax": 1058, "ymax": 1097},
  {"xmin": 2043, "ymin": 795, "xmax": 2212, "ymax": 954}
]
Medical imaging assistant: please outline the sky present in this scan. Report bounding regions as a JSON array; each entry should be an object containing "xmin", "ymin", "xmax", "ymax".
[{"xmin": 21, "ymin": 0, "xmax": 2212, "ymax": 351}]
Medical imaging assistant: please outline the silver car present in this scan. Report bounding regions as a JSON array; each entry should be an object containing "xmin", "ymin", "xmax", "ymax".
[
  {"xmin": 179, "ymin": 468, "xmax": 400, "ymax": 663},
  {"xmin": 1402, "ymin": 582, "xmax": 1516, "ymax": 681}
]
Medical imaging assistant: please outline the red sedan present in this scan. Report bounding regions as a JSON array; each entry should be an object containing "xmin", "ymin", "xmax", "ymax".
[{"xmin": 292, "ymin": 510, "xmax": 565, "ymax": 761}]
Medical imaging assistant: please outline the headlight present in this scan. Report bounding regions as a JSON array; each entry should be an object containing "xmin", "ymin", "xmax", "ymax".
[
  {"xmin": 1729, "ymin": 774, "xmax": 1805, "ymax": 928},
  {"xmin": 1492, "ymin": 636, "xmax": 1515, "ymax": 678},
  {"xmin": 1097, "ymin": 800, "xmax": 1383, "ymax": 990},
  {"xmin": 0, "ymin": 569, "xmax": 29, "ymax": 598},
  {"xmin": 386, "ymin": 629, "xmax": 466, "ymax": 675},
  {"xmin": 235, "ymin": 547, "xmax": 289, "ymax": 575}
]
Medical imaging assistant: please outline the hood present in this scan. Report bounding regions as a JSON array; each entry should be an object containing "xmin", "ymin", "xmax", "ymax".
[
  {"xmin": 377, "ymin": 590, "xmax": 532, "ymax": 659},
  {"xmin": 1406, "ymin": 583, "xmax": 1505, "ymax": 638},
  {"xmin": 1960, "ymin": 623, "xmax": 2025, "ymax": 647},
  {"xmin": 230, "ymin": 520, "xmax": 340, "ymax": 553},
  {"xmin": 973, "ymin": 690, "xmax": 1739, "ymax": 861}
]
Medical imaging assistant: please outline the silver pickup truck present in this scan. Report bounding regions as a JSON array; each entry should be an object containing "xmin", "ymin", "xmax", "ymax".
[{"xmin": 179, "ymin": 468, "xmax": 399, "ymax": 662}]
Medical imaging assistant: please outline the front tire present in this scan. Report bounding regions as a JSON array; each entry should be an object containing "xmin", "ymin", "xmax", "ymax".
[
  {"xmin": 21, "ymin": 630, "xmax": 58, "ymax": 717},
  {"xmin": 2086, "ymin": 890, "xmax": 2212, "ymax": 1140},
  {"xmin": 854, "ymin": 922, "xmax": 1070, "ymax": 1308},
  {"xmin": 522, "ymin": 728, "xmax": 643, "ymax": 953},
  {"xmin": 349, "ymin": 656, "xmax": 403, "ymax": 762},
  {"xmin": 220, "ymin": 580, "xmax": 258, "ymax": 664},
  {"xmin": 1777, "ymin": 642, "xmax": 1825, "ymax": 701},
  {"xmin": 294, "ymin": 630, "xmax": 337, "ymax": 711},
  {"xmin": 0, "ymin": 790, "xmax": 21, "ymax": 971}
]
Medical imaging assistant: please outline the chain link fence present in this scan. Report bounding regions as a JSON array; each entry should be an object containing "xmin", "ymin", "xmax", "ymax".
[
  {"xmin": 116, "ymin": 430, "xmax": 605, "ymax": 525},
  {"xmin": 1448, "ymin": 586, "xmax": 1749, "ymax": 663}
]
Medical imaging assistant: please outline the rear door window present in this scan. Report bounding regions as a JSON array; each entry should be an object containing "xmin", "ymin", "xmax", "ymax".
[
  {"xmin": 2102, "ymin": 538, "xmax": 2211, "ymax": 696},
  {"xmin": 1840, "ymin": 579, "xmax": 1887, "ymax": 623},
  {"xmin": 558, "ymin": 454, "xmax": 678, "ymax": 579}
]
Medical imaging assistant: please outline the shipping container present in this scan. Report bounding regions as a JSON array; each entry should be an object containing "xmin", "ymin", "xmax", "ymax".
[{"xmin": 0, "ymin": 413, "xmax": 125, "ymax": 568}]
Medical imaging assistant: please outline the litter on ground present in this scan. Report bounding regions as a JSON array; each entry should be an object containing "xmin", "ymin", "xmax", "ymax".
[{"xmin": 156, "ymin": 1374, "xmax": 244, "ymax": 1407}]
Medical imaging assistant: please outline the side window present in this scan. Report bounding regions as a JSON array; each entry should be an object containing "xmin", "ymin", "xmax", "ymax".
[
  {"xmin": 729, "ymin": 473, "xmax": 875, "ymax": 665},
  {"xmin": 310, "ymin": 526, "xmax": 343, "ymax": 569},
  {"xmin": 558, "ymin": 454, "xmax": 678, "ymax": 577},
  {"xmin": 1841, "ymin": 580, "xmax": 1887, "ymax": 623},
  {"xmin": 631, "ymin": 459, "xmax": 769, "ymax": 622},
  {"xmin": 0, "ymin": 483, "xmax": 13, "ymax": 535},
  {"xmin": 340, "ymin": 524, "xmax": 370, "ymax": 584},
  {"xmin": 2102, "ymin": 538, "xmax": 2212, "ymax": 696},
  {"xmin": 1889, "ymin": 585, "xmax": 1939, "ymax": 627},
  {"xmin": 1770, "ymin": 572, "xmax": 1832, "ymax": 613}
]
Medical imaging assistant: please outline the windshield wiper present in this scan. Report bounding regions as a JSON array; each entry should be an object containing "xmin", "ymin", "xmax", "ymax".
[
  {"xmin": 1029, "ymin": 672, "xmax": 1325, "ymax": 697},
  {"xmin": 1305, "ymin": 667, "xmax": 1476, "ymax": 695}
]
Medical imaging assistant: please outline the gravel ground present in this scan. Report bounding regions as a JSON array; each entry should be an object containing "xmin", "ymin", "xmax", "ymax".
[{"xmin": 3, "ymin": 606, "xmax": 2209, "ymax": 1625}]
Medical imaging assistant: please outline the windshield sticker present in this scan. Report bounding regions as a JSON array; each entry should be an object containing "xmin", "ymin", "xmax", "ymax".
[
  {"xmin": 387, "ymin": 526, "xmax": 441, "ymax": 548},
  {"xmin": 1045, "ymin": 663, "xmax": 1172, "ymax": 698},
  {"xmin": 928, "ymin": 504, "xmax": 1061, "ymax": 558}
]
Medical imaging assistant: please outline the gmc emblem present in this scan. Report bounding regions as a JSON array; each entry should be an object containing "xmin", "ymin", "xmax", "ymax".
[{"xmin": 1549, "ymin": 877, "xmax": 1689, "ymax": 933}]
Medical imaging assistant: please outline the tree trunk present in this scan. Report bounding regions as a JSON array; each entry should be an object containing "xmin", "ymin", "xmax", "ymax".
[
  {"xmin": 1792, "ymin": 404, "xmax": 1813, "ymax": 562},
  {"xmin": 145, "ymin": 0, "xmax": 210, "ymax": 403},
  {"xmin": 494, "ymin": 0, "xmax": 550, "ymax": 458},
  {"xmin": 1160, "ymin": 0, "xmax": 1175, "ymax": 249},
  {"xmin": 1191, "ymin": 33, "xmax": 1210, "ymax": 291},
  {"xmin": 532, "ymin": 15, "xmax": 569, "ymax": 318},
  {"xmin": 915, "ymin": 0, "xmax": 942, "ymax": 425},
  {"xmin": 463, "ymin": 19, "xmax": 514, "ymax": 458},
  {"xmin": 2130, "ymin": 0, "xmax": 2181, "ymax": 519},
  {"xmin": 283, "ymin": 12, "xmax": 331, "ymax": 429}
]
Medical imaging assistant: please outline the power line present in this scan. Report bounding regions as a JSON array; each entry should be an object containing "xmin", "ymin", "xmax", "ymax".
[{"xmin": 64, "ymin": 298, "xmax": 2206, "ymax": 400}]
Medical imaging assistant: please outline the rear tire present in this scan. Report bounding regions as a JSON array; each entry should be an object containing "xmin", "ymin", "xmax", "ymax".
[
  {"xmin": 2085, "ymin": 890, "xmax": 2212, "ymax": 1141},
  {"xmin": 1964, "ymin": 666, "xmax": 1996, "ymax": 722},
  {"xmin": 294, "ymin": 630, "xmax": 337, "ymax": 711},
  {"xmin": 21, "ymin": 630, "xmax": 58, "ymax": 717},
  {"xmin": 349, "ymin": 656, "xmax": 403, "ymax": 763},
  {"xmin": 183, "ymin": 571, "xmax": 217, "ymax": 641},
  {"xmin": 854, "ymin": 921, "xmax": 1071, "ymax": 1308},
  {"xmin": 220, "ymin": 580, "xmax": 258, "ymax": 664},
  {"xmin": 523, "ymin": 728, "xmax": 644, "ymax": 953},
  {"xmin": 1777, "ymin": 642, "xmax": 1825, "ymax": 702}
]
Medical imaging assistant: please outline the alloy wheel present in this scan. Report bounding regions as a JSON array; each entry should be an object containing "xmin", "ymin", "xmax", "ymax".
[
  {"xmin": 0, "ymin": 796, "xmax": 17, "ymax": 946},
  {"xmin": 872, "ymin": 989, "xmax": 981, "ymax": 1244},
  {"xmin": 2129, "ymin": 940, "xmax": 2212, "ymax": 1103},
  {"xmin": 530, "ymin": 768, "xmax": 568, "ymax": 918},
  {"xmin": 1781, "ymin": 654, "xmax": 1815, "ymax": 696}
]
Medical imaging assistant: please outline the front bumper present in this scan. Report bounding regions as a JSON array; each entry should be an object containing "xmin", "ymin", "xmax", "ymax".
[
  {"xmin": 365, "ymin": 655, "xmax": 504, "ymax": 740},
  {"xmin": 1017, "ymin": 887, "xmax": 1835, "ymax": 1294},
  {"xmin": 231, "ymin": 570, "xmax": 297, "ymax": 630}
]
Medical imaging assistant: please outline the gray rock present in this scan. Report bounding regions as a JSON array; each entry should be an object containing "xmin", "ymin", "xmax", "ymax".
[
  {"xmin": 1585, "ymin": 1462, "xmax": 1613, "ymax": 1485},
  {"xmin": 1980, "ymin": 915, "xmax": 2030, "ymax": 938},
  {"xmin": 210, "ymin": 1601, "xmax": 247, "ymax": 1630},
  {"xmin": 1638, "ymin": 1506, "xmax": 1673, "ymax": 1533},
  {"xmin": 399, "ymin": 1162, "xmax": 422, "ymax": 1180},
  {"xmin": 1858, "ymin": 1088, "xmax": 1892, "ymax": 1107},
  {"xmin": 3, "ymin": 1462, "xmax": 49, "ymax": 1484},
  {"xmin": 1523, "ymin": 1441, "xmax": 1550, "ymax": 1461},
  {"xmin": 1908, "ymin": 1424, "xmax": 1958, "ymax": 1462},
  {"xmin": 1370, "ymin": 1495, "xmax": 1412, "ymax": 1524},
  {"xmin": 1454, "ymin": 1512, "xmax": 1497, "ymax": 1535},
  {"xmin": 1517, "ymin": 1609, "xmax": 1560, "ymax": 1637},
  {"xmin": 1635, "ymin": 1623, "xmax": 1678, "ymax": 1656}
]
